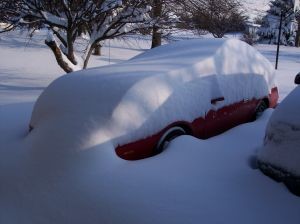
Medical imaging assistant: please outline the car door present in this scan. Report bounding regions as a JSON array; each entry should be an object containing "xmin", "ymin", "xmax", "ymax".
[
  {"xmin": 201, "ymin": 75, "xmax": 233, "ymax": 138},
  {"xmin": 203, "ymin": 74, "xmax": 259, "ymax": 138}
]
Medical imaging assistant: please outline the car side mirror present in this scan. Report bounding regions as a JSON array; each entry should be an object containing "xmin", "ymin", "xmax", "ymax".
[
  {"xmin": 295, "ymin": 73, "xmax": 300, "ymax": 85},
  {"xmin": 211, "ymin": 97, "xmax": 225, "ymax": 105}
]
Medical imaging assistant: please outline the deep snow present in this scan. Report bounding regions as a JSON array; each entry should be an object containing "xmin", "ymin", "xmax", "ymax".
[{"xmin": 0, "ymin": 30, "xmax": 300, "ymax": 224}]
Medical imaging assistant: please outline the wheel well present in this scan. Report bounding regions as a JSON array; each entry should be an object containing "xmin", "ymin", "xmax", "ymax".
[
  {"xmin": 156, "ymin": 124, "xmax": 191, "ymax": 153},
  {"xmin": 262, "ymin": 98, "xmax": 269, "ymax": 108},
  {"xmin": 254, "ymin": 98, "xmax": 270, "ymax": 120},
  {"xmin": 175, "ymin": 123, "xmax": 192, "ymax": 135}
]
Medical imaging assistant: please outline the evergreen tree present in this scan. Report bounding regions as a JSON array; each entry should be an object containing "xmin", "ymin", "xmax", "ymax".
[{"xmin": 258, "ymin": 0, "xmax": 297, "ymax": 46}]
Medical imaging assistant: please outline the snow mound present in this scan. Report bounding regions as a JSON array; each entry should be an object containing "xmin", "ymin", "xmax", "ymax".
[
  {"xmin": 29, "ymin": 38, "xmax": 276, "ymax": 151},
  {"xmin": 258, "ymin": 86, "xmax": 300, "ymax": 176}
]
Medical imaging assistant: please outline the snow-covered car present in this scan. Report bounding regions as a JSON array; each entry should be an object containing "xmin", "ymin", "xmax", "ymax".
[
  {"xmin": 257, "ymin": 78, "xmax": 300, "ymax": 196},
  {"xmin": 28, "ymin": 38, "xmax": 278, "ymax": 160}
]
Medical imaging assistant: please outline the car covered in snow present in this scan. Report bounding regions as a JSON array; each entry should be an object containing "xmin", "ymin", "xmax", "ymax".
[
  {"xmin": 28, "ymin": 38, "xmax": 278, "ymax": 160},
  {"xmin": 257, "ymin": 77, "xmax": 300, "ymax": 196}
]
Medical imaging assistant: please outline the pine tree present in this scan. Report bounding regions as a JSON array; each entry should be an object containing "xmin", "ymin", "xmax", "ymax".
[{"xmin": 258, "ymin": 0, "xmax": 297, "ymax": 46}]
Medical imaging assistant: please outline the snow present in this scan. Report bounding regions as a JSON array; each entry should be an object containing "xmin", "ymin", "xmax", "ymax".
[
  {"xmin": 256, "ymin": 44, "xmax": 299, "ymax": 100},
  {"xmin": 0, "ymin": 31, "xmax": 300, "ymax": 224},
  {"xmin": 29, "ymin": 38, "xmax": 276, "ymax": 149},
  {"xmin": 258, "ymin": 86, "xmax": 300, "ymax": 176}
]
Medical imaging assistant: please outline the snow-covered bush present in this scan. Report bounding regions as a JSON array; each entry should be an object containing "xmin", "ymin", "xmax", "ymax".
[
  {"xmin": 258, "ymin": 0, "xmax": 298, "ymax": 46},
  {"xmin": 241, "ymin": 30, "xmax": 259, "ymax": 45}
]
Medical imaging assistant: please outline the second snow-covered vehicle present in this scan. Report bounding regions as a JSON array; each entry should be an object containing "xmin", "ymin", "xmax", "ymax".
[
  {"xmin": 29, "ymin": 39, "xmax": 278, "ymax": 160},
  {"xmin": 257, "ymin": 76, "xmax": 300, "ymax": 196}
]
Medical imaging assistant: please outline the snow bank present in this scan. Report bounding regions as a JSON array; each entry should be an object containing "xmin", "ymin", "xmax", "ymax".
[
  {"xmin": 258, "ymin": 86, "xmax": 300, "ymax": 176},
  {"xmin": 29, "ymin": 38, "xmax": 276, "ymax": 151}
]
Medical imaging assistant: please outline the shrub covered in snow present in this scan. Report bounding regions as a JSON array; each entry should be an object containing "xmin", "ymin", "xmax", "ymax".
[{"xmin": 257, "ymin": 0, "xmax": 297, "ymax": 46}]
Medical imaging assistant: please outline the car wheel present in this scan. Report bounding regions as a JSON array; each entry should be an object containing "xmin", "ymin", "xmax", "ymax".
[
  {"xmin": 255, "ymin": 100, "xmax": 268, "ymax": 119},
  {"xmin": 156, "ymin": 126, "xmax": 186, "ymax": 153}
]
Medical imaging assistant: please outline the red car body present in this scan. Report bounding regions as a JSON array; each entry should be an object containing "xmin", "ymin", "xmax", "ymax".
[{"xmin": 116, "ymin": 87, "xmax": 279, "ymax": 160}]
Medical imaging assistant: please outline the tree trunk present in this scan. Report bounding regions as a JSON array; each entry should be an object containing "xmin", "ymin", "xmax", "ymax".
[
  {"xmin": 67, "ymin": 31, "xmax": 77, "ymax": 65},
  {"xmin": 83, "ymin": 44, "xmax": 95, "ymax": 69},
  {"xmin": 45, "ymin": 40, "xmax": 74, "ymax": 73},
  {"xmin": 151, "ymin": 0, "xmax": 162, "ymax": 49},
  {"xmin": 93, "ymin": 43, "xmax": 102, "ymax": 55},
  {"xmin": 151, "ymin": 26, "xmax": 162, "ymax": 48}
]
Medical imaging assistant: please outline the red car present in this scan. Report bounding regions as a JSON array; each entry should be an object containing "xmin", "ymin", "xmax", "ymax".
[{"xmin": 29, "ymin": 39, "xmax": 278, "ymax": 160}]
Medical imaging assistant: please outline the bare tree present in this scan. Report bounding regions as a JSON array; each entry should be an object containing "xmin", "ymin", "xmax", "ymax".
[
  {"xmin": 186, "ymin": 0, "xmax": 246, "ymax": 38},
  {"xmin": 151, "ymin": 0, "xmax": 163, "ymax": 48},
  {"xmin": 0, "ymin": 0, "xmax": 151, "ymax": 73},
  {"xmin": 148, "ymin": 0, "xmax": 184, "ymax": 48}
]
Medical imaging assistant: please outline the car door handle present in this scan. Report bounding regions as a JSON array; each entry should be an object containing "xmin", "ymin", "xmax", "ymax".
[{"xmin": 211, "ymin": 97, "xmax": 225, "ymax": 105}]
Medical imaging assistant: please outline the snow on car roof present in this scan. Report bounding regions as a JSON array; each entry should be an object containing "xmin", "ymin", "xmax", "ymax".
[
  {"xmin": 29, "ymin": 38, "xmax": 276, "ymax": 151},
  {"xmin": 70, "ymin": 38, "xmax": 276, "ymax": 80}
]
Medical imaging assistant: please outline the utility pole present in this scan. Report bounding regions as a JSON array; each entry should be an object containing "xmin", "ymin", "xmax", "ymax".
[
  {"xmin": 275, "ymin": 6, "xmax": 295, "ymax": 70},
  {"xmin": 275, "ymin": 12, "xmax": 283, "ymax": 70}
]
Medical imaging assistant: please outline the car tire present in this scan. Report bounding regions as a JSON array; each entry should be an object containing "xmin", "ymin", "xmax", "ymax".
[
  {"xmin": 156, "ymin": 126, "xmax": 186, "ymax": 154},
  {"xmin": 255, "ymin": 100, "xmax": 268, "ymax": 119}
]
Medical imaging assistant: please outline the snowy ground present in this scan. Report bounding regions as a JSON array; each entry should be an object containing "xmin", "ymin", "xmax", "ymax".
[{"xmin": 0, "ymin": 31, "xmax": 299, "ymax": 224}]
